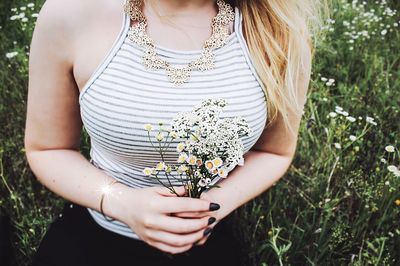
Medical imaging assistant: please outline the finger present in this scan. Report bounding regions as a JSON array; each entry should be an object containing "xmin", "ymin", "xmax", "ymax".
[
  {"xmin": 146, "ymin": 227, "xmax": 205, "ymax": 247},
  {"xmin": 195, "ymin": 235, "xmax": 209, "ymax": 246},
  {"xmin": 147, "ymin": 239, "xmax": 193, "ymax": 255},
  {"xmin": 155, "ymin": 186, "xmax": 187, "ymax": 197},
  {"xmin": 144, "ymin": 214, "xmax": 211, "ymax": 234},
  {"xmin": 158, "ymin": 197, "xmax": 216, "ymax": 213},
  {"xmin": 172, "ymin": 211, "xmax": 211, "ymax": 218}
]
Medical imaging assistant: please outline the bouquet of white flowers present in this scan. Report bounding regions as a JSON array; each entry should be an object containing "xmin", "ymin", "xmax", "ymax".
[{"xmin": 142, "ymin": 98, "xmax": 252, "ymax": 198}]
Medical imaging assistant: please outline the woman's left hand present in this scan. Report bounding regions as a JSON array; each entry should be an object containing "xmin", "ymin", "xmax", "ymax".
[{"xmin": 171, "ymin": 192, "xmax": 221, "ymax": 246}]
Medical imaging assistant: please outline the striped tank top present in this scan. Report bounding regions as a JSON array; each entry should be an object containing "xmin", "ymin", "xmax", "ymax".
[{"xmin": 79, "ymin": 0, "xmax": 268, "ymax": 240}]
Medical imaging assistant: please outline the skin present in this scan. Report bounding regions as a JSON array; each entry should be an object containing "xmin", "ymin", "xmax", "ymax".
[{"xmin": 24, "ymin": 0, "xmax": 312, "ymax": 255}]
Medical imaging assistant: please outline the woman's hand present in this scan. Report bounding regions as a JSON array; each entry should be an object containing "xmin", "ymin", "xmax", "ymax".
[
  {"xmin": 114, "ymin": 185, "xmax": 220, "ymax": 254},
  {"xmin": 171, "ymin": 191, "xmax": 222, "ymax": 246}
]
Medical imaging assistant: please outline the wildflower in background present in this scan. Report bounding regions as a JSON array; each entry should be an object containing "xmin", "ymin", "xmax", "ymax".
[
  {"xmin": 334, "ymin": 143, "xmax": 341, "ymax": 149},
  {"xmin": 385, "ymin": 145, "xmax": 395, "ymax": 152},
  {"xmin": 349, "ymin": 135, "xmax": 357, "ymax": 141},
  {"xmin": 6, "ymin": 51, "xmax": 18, "ymax": 58},
  {"xmin": 346, "ymin": 116, "xmax": 356, "ymax": 122},
  {"xmin": 366, "ymin": 116, "xmax": 377, "ymax": 125},
  {"xmin": 387, "ymin": 165, "xmax": 398, "ymax": 173},
  {"xmin": 328, "ymin": 112, "xmax": 337, "ymax": 118},
  {"xmin": 395, "ymin": 199, "xmax": 400, "ymax": 206}
]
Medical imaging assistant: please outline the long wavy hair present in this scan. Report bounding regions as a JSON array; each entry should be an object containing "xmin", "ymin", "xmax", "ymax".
[{"xmin": 230, "ymin": 0, "xmax": 328, "ymax": 137}]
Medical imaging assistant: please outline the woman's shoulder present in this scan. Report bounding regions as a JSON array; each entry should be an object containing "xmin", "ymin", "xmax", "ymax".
[{"xmin": 32, "ymin": 0, "xmax": 122, "ymax": 65}]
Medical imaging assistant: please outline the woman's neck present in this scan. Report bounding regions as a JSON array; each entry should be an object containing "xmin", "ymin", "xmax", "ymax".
[{"xmin": 146, "ymin": 0, "xmax": 216, "ymax": 17}]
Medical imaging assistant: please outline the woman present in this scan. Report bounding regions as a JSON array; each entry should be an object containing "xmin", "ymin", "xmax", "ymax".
[{"xmin": 25, "ymin": 0, "xmax": 320, "ymax": 265}]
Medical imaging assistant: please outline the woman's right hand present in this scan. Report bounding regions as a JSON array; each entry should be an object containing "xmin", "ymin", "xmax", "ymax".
[{"xmin": 112, "ymin": 185, "xmax": 219, "ymax": 254}]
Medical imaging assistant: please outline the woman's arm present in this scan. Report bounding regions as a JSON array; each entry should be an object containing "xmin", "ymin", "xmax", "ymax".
[
  {"xmin": 25, "ymin": 1, "xmax": 217, "ymax": 255},
  {"xmin": 179, "ymin": 34, "xmax": 313, "ymax": 244}
]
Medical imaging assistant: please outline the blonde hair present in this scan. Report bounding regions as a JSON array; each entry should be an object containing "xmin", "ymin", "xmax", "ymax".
[{"xmin": 231, "ymin": 0, "xmax": 328, "ymax": 137}]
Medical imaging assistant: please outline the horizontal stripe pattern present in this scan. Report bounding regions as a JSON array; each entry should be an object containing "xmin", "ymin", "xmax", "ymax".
[{"xmin": 80, "ymin": 2, "xmax": 268, "ymax": 240}]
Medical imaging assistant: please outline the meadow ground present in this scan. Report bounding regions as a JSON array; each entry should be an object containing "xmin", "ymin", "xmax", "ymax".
[{"xmin": 0, "ymin": 0, "xmax": 399, "ymax": 265}]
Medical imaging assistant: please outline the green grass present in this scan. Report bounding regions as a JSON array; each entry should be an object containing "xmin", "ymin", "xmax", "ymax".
[{"xmin": 1, "ymin": 0, "xmax": 399, "ymax": 265}]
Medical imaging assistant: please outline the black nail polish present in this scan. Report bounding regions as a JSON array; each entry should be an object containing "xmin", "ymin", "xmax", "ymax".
[
  {"xmin": 209, "ymin": 202, "xmax": 220, "ymax": 211},
  {"xmin": 208, "ymin": 217, "xmax": 216, "ymax": 225},
  {"xmin": 203, "ymin": 227, "xmax": 213, "ymax": 236}
]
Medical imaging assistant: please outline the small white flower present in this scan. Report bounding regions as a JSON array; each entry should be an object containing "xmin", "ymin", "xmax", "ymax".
[
  {"xmin": 384, "ymin": 145, "xmax": 395, "ymax": 153},
  {"xmin": 381, "ymin": 29, "xmax": 387, "ymax": 35},
  {"xmin": 329, "ymin": 112, "xmax": 337, "ymax": 118},
  {"xmin": 6, "ymin": 51, "xmax": 18, "ymax": 58},
  {"xmin": 177, "ymin": 152, "xmax": 188, "ymax": 163},
  {"xmin": 212, "ymin": 157, "xmax": 223, "ymax": 168},
  {"xmin": 387, "ymin": 165, "xmax": 398, "ymax": 173},
  {"xmin": 176, "ymin": 142, "xmax": 185, "ymax": 152},
  {"xmin": 177, "ymin": 164, "xmax": 188, "ymax": 174},
  {"xmin": 346, "ymin": 116, "xmax": 356, "ymax": 122},
  {"xmin": 217, "ymin": 167, "xmax": 228, "ymax": 178},
  {"xmin": 205, "ymin": 159, "xmax": 215, "ymax": 170},
  {"xmin": 335, "ymin": 106, "xmax": 343, "ymax": 111},
  {"xmin": 143, "ymin": 167, "xmax": 154, "ymax": 176},
  {"xmin": 380, "ymin": 158, "xmax": 387, "ymax": 163},
  {"xmin": 155, "ymin": 162, "xmax": 166, "ymax": 171},
  {"xmin": 334, "ymin": 143, "xmax": 341, "ymax": 149},
  {"xmin": 155, "ymin": 132, "xmax": 164, "ymax": 141},
  {"xmin": 27, "ymin": 3, "xmax": 35, "ymax": 8},
  {"xmin": 349, "ymin": 135, "xmax": 357, "ymax": 141},
  {"xmin": 186, "ymin": 155, "xmax": 197, "ymax": 165},
  {"xmin": 168, "ymin": 131, "xmax": 178, "ymax": 139},
  {"xmin": 366, "ymin": 116, "xmax": 377, "ymax": 125},
  {"xmin": 143, "ymin": 123, "xmax": 153, "ymax": 131},
  {"xmin": 199, "ymin": 178, "xmax": 207, "ymax": 187}
]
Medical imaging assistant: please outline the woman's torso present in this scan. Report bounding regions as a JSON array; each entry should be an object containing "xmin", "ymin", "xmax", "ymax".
[{"xmin": 73, "ymin": 0, "xmax": 268, "ymax": 240}]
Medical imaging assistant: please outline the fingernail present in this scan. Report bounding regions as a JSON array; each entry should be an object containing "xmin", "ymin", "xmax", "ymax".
[
  {"xmin": 209, "ymin": 202, "xmax": 220, "ymax": 211},
  {"xmin": 203, "ymin": 227, "xmax": 213, "ymax": 236},
  {"xmin": 208, "ymin": 217, "xmax": 216, "ymax": 225}
]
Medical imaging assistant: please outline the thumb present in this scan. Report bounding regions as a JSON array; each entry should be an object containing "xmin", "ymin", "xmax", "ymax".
[{"xmin": 156, "ymin": 185, "xmax": 187, "ymax": 197}]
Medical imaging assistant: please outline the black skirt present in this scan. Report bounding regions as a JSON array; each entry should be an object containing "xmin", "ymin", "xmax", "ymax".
[{"xmin": 30, "ymin": 201, "xmax": 244, "ymax": 266}]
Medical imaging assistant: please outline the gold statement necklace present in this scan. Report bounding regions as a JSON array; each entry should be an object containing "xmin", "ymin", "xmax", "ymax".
[{"xmin": 123, "ymin": 0, "xmax": 235, "ymax": 85}]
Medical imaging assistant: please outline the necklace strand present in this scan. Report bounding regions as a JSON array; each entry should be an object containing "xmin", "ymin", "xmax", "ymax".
[{"xmin": 123, "ymin": 0, "xmax": 235, "ymax": 85}]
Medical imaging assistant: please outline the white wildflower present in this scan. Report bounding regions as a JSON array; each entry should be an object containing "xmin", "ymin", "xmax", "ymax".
[
  {"xmin": 366, "ymin": 116, "xmax": 377, "ymax": 125},
  {"xmin": 143, "ymin": 167, "xmax": 154, "ymax": 176},
  {"xmin": 143, "ymin": 123, "xmax": 153, "ymax": 131},
  {"xmin": 346, "ymin": 116, "xmax": 356, "ymax": 122},
  {"xmin": 176, "ymin": 142, "xmax": 185, "ymax": 152},
  {"xmin": 329, "ymin": 112, "xmax": 337, "ymax": 118},
  {"xmin": 334, "ymin": 143, "xmax": 341, "ymax": 149},
  {"xmin": 177, "ymin": 152, "xmax": 188, "ymax": 163},
  {"xmin": 155, "ymin": 132, "xmax": 164, "ymax": 141},
  {"xmin": 384, "ymin": 145, "xmax": 395, "ymax": 152},
  {"xmin": 387, "ymin": 165, "xmax": 398, "ymax": 173},
  {"xmin": 349, "ymin": 135, "xmax": 357, "ymax": 141},
  {"xmin": 6, "ymin": 51, "xmax": 18, "ymax": 58},
  {"xmin": 186, "ymin": 155, "xmax": 197, "ymax": 165}
]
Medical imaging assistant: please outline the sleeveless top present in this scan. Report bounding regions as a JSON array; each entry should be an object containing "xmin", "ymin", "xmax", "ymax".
[{"xmin": 79, "ymin": 0, "xmax": 268, "ymax": 240}]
